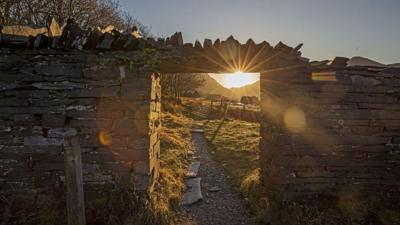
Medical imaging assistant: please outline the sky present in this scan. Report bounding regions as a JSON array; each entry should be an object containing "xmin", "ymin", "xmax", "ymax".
[
  {"xmin": 210, "ymin": 72, "xmax": 260, "ymax": 88},
  {"xmin": 120, "ymin": 0, "xmax": 400, "ymax": 64}
]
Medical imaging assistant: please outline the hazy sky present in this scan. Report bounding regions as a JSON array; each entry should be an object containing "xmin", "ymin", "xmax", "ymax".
[{"xmin": 120, "ymin": 0, "xmax": 400, "ymax": 64}]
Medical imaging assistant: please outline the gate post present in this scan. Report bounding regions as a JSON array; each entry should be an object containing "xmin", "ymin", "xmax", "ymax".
[{"xmin": 64, "ymin": 136, "xmax": 86, "ymax": 225}]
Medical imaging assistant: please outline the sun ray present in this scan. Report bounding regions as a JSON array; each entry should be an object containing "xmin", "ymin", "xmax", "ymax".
[
  {"xmin": 210, "ymin": 47, "xmax": 237, "ymax": 72},
  {"xmin": 200, "ymin": 51, "xmax": 234, "ymax": 72},
  {"xmin": 210, "ymin": 71, "xmax": 259, "ymax": 88},
  {"xmin": 244, "ymin": 51, "xmax": 283, "ymax": 73},
  {"xmin": 242, "ymin": 43, "xmax": 269, "ymax": 72},
  {"xmin": 241, "ymin": 42, "xmax": 255, "ymax": 72}
]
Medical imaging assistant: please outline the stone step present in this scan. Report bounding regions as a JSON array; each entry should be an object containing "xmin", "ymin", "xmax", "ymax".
[
  {"xmin": 186, "ymin": 161, "xmax": 201, "ymax": 178},
  {"xmin": 181, "ymin": 178, "xmax": 203, "ymax": 206}
]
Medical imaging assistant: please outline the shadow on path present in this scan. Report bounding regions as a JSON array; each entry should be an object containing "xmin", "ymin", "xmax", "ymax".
[{"xmin": 178, "ymin": 132, "xmax": 256, "ymax": 225}]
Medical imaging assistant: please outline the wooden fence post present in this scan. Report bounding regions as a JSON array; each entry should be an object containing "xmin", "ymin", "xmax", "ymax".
[{"xmin": 64, "ymin": 136, "xmax": 86, "ymax": 225}]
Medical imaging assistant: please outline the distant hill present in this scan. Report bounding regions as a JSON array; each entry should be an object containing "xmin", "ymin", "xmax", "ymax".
[
  {"xmin": 196, "ymin": 74, "xmax": 260, "ymax": 101},
  {"xmin": 347, "ymin": 56, "xmax": 400, "ymax": 68},
  {"xmin": 347, "ymin": 56, "xmax": 386, "ymax": 67},
  {"xmin": 229, "ymin": 80, "xmax": 260, "ymax": 101},
  {"xmin": 198, "ymin": 74, "xmax": 229, "ymax": 96},
  {"xmin": 388, "ymin": 63, "xmax": 400, "ymax": 68}
]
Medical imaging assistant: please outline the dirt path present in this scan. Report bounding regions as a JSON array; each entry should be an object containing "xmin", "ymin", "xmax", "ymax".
[{"xmin": 179, "ymin": 132, "xmax": 256, "ymax": 225}]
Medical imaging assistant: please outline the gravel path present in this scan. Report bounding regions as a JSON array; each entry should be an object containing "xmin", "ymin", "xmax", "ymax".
[{"xmin": 179, "ymin": 132, "xmax": 256, "ymax": 225}]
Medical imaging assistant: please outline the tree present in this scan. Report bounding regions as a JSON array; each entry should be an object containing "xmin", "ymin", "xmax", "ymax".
[
  {"xmin": 0, "ymin": 0, "xmax": 150, "ymax": 36},
  {"xmin": 240, "ymin": 96, "xmax": 259, "ymax": 105},
  {"xmin": 161, "ymin": 74, "xmax": 205, "ymax": 102}
]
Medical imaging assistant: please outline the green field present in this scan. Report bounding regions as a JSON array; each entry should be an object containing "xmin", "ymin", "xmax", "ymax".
[{"xmin": 203, "ymin": 119, "xmax": 260, "ymax": 187}]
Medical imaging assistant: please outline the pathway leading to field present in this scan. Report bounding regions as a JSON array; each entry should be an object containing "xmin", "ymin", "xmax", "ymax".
[{"xmin": 178, "ymin": 128, "xmax": 256, "ymax": 225}]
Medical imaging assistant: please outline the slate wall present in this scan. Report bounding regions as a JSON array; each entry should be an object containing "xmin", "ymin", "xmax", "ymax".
[
  {"xmin": 0, "ymin": 49, "xmax": 161, "ymax": 199},
  {"xmin": 260, "ymin": 62, "xmax": 400, "ymax": 199},
  {"xmin": 2, "ymin": 45, "xmax": 399, "ymax": 205}
]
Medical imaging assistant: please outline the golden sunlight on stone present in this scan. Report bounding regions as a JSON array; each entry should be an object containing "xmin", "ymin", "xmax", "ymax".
[{"xmin": 283, "ymin": 107, "xmax": 306, "ymax": 133}]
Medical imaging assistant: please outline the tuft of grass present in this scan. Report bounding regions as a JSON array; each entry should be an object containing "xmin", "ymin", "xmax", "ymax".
[{"xmin": 240, "ymin": 168, "xmax": 271, "ymax": 223}]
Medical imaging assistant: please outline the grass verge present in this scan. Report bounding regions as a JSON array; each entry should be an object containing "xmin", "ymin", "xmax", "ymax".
[{"xmin": 154, "ymin": 112, "xmax": 193, "ymax": 224}]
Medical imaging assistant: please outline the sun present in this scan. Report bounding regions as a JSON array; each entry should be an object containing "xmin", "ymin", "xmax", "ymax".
[{"xmin": 210, "ymin": 71, "xmax": 260, "ymax": 88}]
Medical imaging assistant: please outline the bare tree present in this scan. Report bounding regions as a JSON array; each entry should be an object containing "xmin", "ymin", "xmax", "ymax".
[
  {"xmin": 0, "ymin": 0, "xmax": 150, "ymax": 36},
  {"xmin": 161, "ymin": 74, "xmax": 205, "ymax": 102}
]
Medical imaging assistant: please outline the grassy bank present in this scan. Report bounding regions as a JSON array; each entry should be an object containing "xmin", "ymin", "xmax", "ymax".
[{"xmin": 153, "ymin": 112, "xmax": 193, "ymax": 224}]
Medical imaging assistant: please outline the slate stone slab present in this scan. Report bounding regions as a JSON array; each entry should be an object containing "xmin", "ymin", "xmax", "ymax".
[
  {"xmin": 24, "ymin": 136, "xmax": 64, "ymax": 146},
  {"xmin": 209, "ymin": 186, "xmax": 220, "ymax": 192},
  {"xmin": 191, "ymin": 128, "xmax": 204, "ymax": 133},
  {"xmin": 186, "ymin": 161, "xmax": 201, "ymax": 178},
  {"xmin": 48, "ymin": 128, "xmax": 78, "ymax": 138},
  {"xmin": 181, "ymin": 177, "xmax": 203, "ymax": 206}
]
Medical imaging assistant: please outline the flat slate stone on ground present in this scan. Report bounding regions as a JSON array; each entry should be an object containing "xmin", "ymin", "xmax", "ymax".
[
  {"xmin": 186, "ymin": 161, "xmax": 201, "ymax": 178},
  {"xmin": 209, "ymin": 186, "xmax": 220, "ymax": 192},
  {"xmin": 181, "ymin": 178, "xmax": 203, "ymax": 206},
  {"xmin": 179, "ymin": 133, "xmax": 256, "ymax": 225}
]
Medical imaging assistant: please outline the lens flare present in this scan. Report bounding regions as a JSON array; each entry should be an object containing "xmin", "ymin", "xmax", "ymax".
[
  {"xmin": 98, "ymin": 131, "xmax": 112, "ymax": 146},
  {"xmin": 283, "ymin": 107, "xmax": 306, "ymax": 132}
]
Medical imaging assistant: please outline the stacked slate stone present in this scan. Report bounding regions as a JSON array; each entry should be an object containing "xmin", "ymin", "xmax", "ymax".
[
  {"xmin": 0, "ymin": 49, "xmax": 162, "ymax": 197},
  {"xmin": 0, "ymin": 18, "xmax": 144, "ymax": 50},
  {"xmin": 157, "ymin": 35, "xmax": 309, "ymax": 73},
  {"xmin": 0, "ymin": 18, "xmax": 187, "ymax": 51},
  {"xmin": 259, "ymin": 55, "xmax": 400, "ymax": 199},
  {"xmin": 0, "ymin": 18, "xmax": 307, "ymax": 68}
]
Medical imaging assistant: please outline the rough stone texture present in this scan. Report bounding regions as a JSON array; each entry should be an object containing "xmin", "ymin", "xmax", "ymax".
[
  {"xmin": 1, "ymin": 31, "xmax": 399, "ymax": 208},
  {"xmin": 181, "ymin": 178, "xmax": 203, "ymax": 206},
  {"xmin": 260, "ymin": 62, "xmax": 400, "ymax": 200},
  {"xmin": 186, "ymin": 161, "xmax": 201, "ymax": 178},
  {"xmin": 0, "ymin": 49, "xmax": 161, "ymax": 199}
]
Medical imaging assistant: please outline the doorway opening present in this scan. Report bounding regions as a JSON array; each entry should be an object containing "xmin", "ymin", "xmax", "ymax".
[{"xmin": 158, "ymin": 72, "xmax": 261, "ymax": 209}]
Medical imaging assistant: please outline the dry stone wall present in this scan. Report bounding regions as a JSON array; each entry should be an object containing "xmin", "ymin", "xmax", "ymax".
[
  {"xmin": 260, "ymin": 59, "xmax": 400, "ymax": 200},
  {"xmin": 1, "ymin": 21, "xmax": 400, "ymax": 205},
  {"xmin": 0, "ymin": 49, "xmax": 161, "ymax": 199}
]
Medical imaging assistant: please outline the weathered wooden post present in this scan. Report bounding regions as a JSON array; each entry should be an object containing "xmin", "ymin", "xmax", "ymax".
[{"xmin": 64, "ymin": 135, "xmax": 86, "ymax": 225}]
